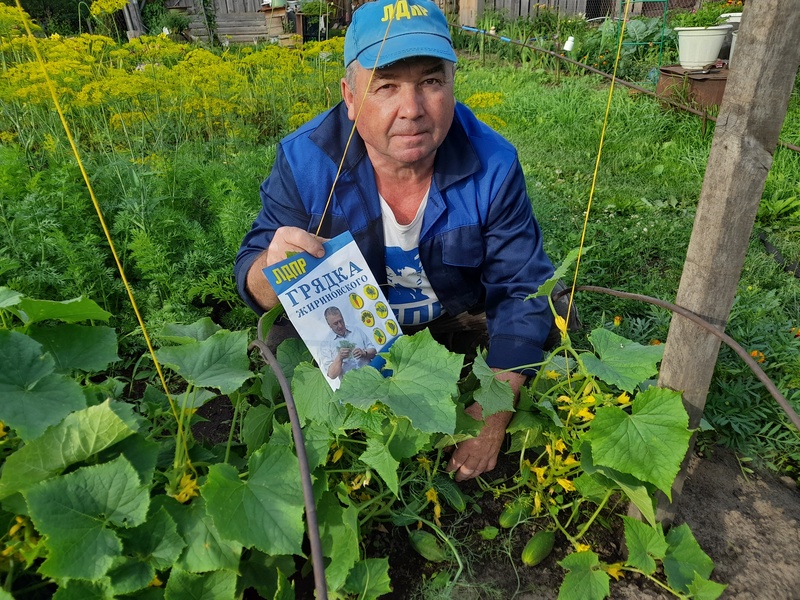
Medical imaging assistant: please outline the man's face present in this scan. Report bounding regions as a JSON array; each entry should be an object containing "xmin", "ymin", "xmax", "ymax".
[
  {"xmin": 326, "ymin": 312, "xmax": 347, "ymax": 336},
  {"xmin": 341, "ymin": 57, "xmax": 455, "ymax": 170}
]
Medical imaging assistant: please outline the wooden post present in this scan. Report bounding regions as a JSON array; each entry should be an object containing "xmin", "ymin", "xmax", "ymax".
[
  {"xmin": 124, "ymin": 0, "xmax": 145, "ymax": 38},
  {"xmin": 654, "ymin": 0, "xmax": 800, "ymax": 524},
  {"xmin": 458, "ymin": 0, "xmax": 484, "ymax": 27}
]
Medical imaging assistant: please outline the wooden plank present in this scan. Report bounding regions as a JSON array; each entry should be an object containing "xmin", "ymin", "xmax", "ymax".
[
  {"xmin": 654, "ymin": 0, "xmax": 800, "ymax": 524},
  {"xmin": 260, "ymin": 6, "xmax": 288, "ymax": 27},
  {"xmin": 458, "ymin": 0, "xmax": 483, "ymax": 26},
  {"xmin": 501, "ymin": 0, "xmax": 517, "ymax": 19},
  {"xmin": 213, "ymin": 11, "xmax": 277, "ymax": 20}
]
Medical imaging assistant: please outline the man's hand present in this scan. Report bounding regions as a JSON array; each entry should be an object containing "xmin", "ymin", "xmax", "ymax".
[
  {"xmin": 328, "ymin": 350, "xmax": 347, "ymax": 379},
  {"xmin": 352, "ymin": 347, "xmax": 377, "ymax": 361},
  {"xmin": 446, "ymin": 370, "xmax": 526, "ymax": 482},
  {"xmin": 447, "ymin": 403, "xmax": 512, "ymax": 482},
  {"xmin": 245, "ymin": 227, "xmax": 326, "ymax": 310}
]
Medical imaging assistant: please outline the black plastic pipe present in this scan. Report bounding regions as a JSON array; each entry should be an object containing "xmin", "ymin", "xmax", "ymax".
[
  {"xmin": 555, "ymin": 284, "xmax": 800, "ymax": 431},
  {"xmin": 249, "ymin": 315, "xmax": 328, "ymax": 600}
]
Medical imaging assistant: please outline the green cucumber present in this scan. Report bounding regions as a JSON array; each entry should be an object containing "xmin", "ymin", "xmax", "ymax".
[
  {"xmin": 498, "ymin": 497, "xmax": 531, "ymax": 528},
  {"xmin": 521, "ymin": 530, "xmax": 555, "ymax": 566},
  {"xmin": 434, "ymin": 475, "xmax": 468, "ymax": 513},
  {"xmin": 408, "ymin": 529, "xmax": 450, "ymax": 562}
]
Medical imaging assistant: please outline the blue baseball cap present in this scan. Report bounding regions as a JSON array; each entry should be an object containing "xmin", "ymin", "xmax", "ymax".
[{"xmin": 344, "ymin": 0, "xmax": 457, "ymax": 69}]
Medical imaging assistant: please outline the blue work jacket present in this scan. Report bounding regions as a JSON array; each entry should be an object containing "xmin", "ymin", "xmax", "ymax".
[{"xmin": 235, "ymin": 101, "xmax": 555, "ymax": 373}]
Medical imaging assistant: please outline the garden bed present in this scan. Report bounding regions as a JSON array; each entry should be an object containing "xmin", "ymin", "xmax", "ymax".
[
  {"xmin": 301, "ymin": 445, "xmax": 800, "ymax": 599},
  {"xmin": 192, "ymin": 399, "xmax": 800, "ymax": 599}
]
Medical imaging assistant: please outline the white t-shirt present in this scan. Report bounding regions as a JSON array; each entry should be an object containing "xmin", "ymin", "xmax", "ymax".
[{"xmin": 380, "ymin": 191, "xmax": 443, "ymax": 327}]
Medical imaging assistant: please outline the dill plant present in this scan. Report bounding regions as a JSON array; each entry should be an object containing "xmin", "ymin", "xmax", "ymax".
[{"xmin": 0, "ymin": 8, "xmax": 346, "ymax": 347}]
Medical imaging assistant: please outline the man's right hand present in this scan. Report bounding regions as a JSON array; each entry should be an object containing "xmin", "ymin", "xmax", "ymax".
[{"xmin": 245, "ymin": 226, "xmax": 327, "ymax": 311}]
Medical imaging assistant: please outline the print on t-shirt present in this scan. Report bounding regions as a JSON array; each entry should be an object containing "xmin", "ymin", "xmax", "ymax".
[{"xmin": 385, "ymin": 247, "xmax": 443, "ymax": 326}]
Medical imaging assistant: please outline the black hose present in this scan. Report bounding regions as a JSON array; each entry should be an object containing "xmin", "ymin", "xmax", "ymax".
[
  {"xmin": 758, "ymin": 231, "xmax": 800, "ymax": 278},
  {"xmin": 249, "ymin": 315, "xmax": 328, "ymax": 599},
  {"xmin": 555, "ymin": 284, "xmax": 800, "ymax": 431}
]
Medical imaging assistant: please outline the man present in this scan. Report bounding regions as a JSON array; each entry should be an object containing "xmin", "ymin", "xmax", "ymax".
[
  {"xmin": 235, "ymin": 0, "xmax": 556, "ymax": 481},
  {"xmin": 319, "ymin": 306, "xmax": 377, "ymax": 380}
]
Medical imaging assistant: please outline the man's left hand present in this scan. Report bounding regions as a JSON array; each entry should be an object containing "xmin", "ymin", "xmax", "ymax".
[
  {"xmin": 445, "ymin": 369, "xmax": 526, "ymax": 482},
  {"xmin": 446, "ymin": 403, "xmax": 512, "ymax": 481}
]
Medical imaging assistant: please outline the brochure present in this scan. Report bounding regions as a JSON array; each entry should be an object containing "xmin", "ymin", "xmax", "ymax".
[{"xmin": 263, "ymin": 231, "xmax": 402, "ymax": 390}]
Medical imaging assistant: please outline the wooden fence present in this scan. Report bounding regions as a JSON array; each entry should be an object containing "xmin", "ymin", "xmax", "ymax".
[
  {"xmin": 458, "ymin": 0, "xmax": 697, "ymax": 25},
  {"xmin": 171, "ymin": 0, "xmax": 699, "ymax": 42},
  {"xmin": 457, "ymin": 0, "xmax": 622, "ymax": 26}
]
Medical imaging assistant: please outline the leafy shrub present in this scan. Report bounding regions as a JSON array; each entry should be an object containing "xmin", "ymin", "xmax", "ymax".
[{"xmin": 576, "ymin": 17, "xmax": 676, "ymax": 81}]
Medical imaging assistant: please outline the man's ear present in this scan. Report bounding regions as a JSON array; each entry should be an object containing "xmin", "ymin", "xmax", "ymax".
[{"xmin": 341, "ymin": 77, "xmax": 357, "ymax": 122}]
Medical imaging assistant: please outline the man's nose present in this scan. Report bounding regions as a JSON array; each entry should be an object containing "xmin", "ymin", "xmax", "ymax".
[{"xmin": 397, "ymin": 85, "xmax": 424, "ymax": 118}]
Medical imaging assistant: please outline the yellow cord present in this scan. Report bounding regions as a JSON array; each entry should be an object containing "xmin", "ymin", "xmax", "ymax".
[
  {"xmin": 315, "ymin": 8, "xmax": 396, "ymax": 237},
  {"xmin": 566, "ymin": 0, "xmax": 633, "ymax": 327},
  {"xmin": 14, "ymin": 2, "xmax": 193, "ymax": 473}
]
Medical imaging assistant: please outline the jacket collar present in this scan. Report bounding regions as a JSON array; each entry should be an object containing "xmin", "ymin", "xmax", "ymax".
[{"xmin": 309, "ymin": 101, "xmax": 482, "ymax": 190}]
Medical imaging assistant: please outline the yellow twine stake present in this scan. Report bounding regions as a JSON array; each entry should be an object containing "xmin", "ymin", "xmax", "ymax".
[
  {"xmin": 566, "ymin": 0, "xmax": 633, "ymax": 327},
  {"xmin": 14, "ymin": 1, "xmax": 194, "ymax": 475},
  {"xmin": 315, "ymin": 6, "xmax": 397, "ymax": 237}
]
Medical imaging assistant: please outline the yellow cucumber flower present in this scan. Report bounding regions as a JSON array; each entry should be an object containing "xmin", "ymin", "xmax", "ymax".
[
  {"xmin": 532, "ymin": 466, "xmax": 548, "ymax": 484},
  {"xmin": 426, "ymin": 488, "xmax": 442, "ymax": 526},
  {"xmin": 605, "ymin": 563, "xmax": 625, "ymax": 580},
  {"xmin": 557, "ymin": 478, "xmax": 576, "ymax": 492},
  {"xmin": 171, "ymin": 473, "xmax": 199, "ymax": 504}
]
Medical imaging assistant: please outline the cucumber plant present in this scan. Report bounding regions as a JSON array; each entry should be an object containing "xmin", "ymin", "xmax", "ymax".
[{"xmin": 0, "ymin": 285, "xmax": 723, "ymax": 599}]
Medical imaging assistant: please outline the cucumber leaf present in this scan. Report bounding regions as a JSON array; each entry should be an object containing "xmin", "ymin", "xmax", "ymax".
[
  {"xmin": 581, "ymin": 329, "xmax": 664, "ymax": 392},
  {"xmin": 584, "ymin": 387, "xmax": 691, "ymax": 498},
  {"xmin": 156, "ymin": 329, "xmax": 252, "ymax": 395},
  {"xmin": 557, "ymin": 550, "xmax": 609, "ymax": 600},
  {"xmin": 28, "ymin": 324, "xmax": 118, "ymax": 373},
  {"xmin": 27, "ymin": 456, "xmax": 150, "ymax": 580},
  {"xmin": 202, "ymin": 445, "xmax": 304, "ymax": 556},
  {"xmin": 0, "ymin": 330, "xmax": 86, "ymax": 441},
  {"xmin": 0, "ymin": 400, "xmax": 139, "ymax": 499},
  {"xmin": 337, "ymin": 330, "xmax": 462, "ymax": 434}
]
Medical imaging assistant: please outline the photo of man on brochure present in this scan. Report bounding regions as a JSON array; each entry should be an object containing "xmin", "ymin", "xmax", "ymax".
[{"xmin": 318, "ymin": 305, "xmax": 378, "ymax": 382}]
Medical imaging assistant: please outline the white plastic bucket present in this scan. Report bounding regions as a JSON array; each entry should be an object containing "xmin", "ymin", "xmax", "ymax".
[{"xmin": 674, "ymin": 25, "xmax": 733, "ymax": 70}]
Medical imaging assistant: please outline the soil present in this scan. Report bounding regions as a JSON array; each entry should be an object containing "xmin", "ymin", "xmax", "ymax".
[
  {"xmin": 193, "ymin": 399, "xmax": 800, "ymax": 600},
  {"xmin": 381, "ymin": 447, "xmax": 800, "ymax": 600}
]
